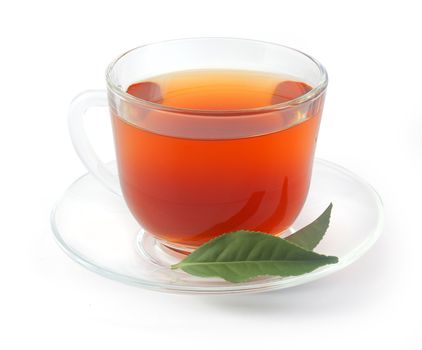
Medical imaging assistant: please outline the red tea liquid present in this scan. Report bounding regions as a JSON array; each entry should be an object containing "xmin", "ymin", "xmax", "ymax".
[{"xmin": 112, "ymin": 70, "xmax": 322, "ymax": 246}]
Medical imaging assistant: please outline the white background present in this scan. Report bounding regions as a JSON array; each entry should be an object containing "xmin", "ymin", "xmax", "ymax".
[{"xmin": 1, "ymin": 0, "xmax": 421, "ymax": 349}]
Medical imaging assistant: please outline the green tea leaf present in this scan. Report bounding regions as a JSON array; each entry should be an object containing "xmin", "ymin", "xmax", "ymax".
[
  {"xmin": 285, "ymin": 203, "xmax": 332, "ymax": 250},
  {"xmin": 171, "ymin": 230, "xmax": 338, "ymax": 283}
]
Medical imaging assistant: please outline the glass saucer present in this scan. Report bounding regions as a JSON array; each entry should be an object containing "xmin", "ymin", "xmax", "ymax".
[{"xmin": 51, "ymin": 159, "xmax": 383, "ymax": 294}]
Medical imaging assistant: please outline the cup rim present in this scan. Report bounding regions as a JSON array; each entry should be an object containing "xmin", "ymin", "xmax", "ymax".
[{"xmin": 105, "ymin": 37, "xmax": 328, "ymax": 115}]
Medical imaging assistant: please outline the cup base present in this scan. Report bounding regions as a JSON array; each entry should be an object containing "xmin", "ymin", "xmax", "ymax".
[
  {"xmin": 136, "ymin": 230, "xmax": 187, "ymax": 267},
  {"xmin": 136, "ymin": 227, "xmax": 296, "ymax": 268}
]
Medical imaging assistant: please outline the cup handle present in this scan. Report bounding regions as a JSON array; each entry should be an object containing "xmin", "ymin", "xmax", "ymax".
[{"xmin": 68, "ymin": 90, "xmax": 122, "ymax": 195}]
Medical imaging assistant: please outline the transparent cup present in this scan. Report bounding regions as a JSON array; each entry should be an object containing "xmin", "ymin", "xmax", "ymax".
[{"xmin": 68, "ymin": 38, "xmax": 328, "ymax": 255}]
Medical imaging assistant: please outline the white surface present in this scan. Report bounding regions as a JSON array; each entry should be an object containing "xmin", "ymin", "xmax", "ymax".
[{"xmin": 0, "ymin": 0, "xmax": 420, "ymax": 349}]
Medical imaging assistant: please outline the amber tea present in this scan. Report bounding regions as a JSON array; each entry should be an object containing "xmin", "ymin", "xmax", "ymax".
[{"xmin": 112, "ymin": 69, "xmax": 322, "ymax": 247}]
